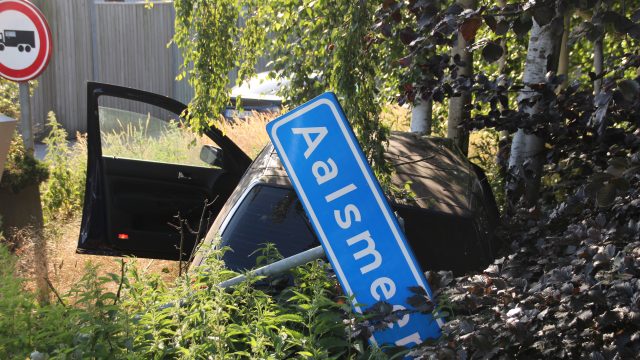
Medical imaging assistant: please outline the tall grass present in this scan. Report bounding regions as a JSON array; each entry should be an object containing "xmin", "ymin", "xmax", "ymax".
[
  {"xmin": 218, "ymin": 111, "xmax": 275, "ymax": 158},
  {"xmin": 101, "ymin": 115, "xmax": 209, "ymax": 167}
]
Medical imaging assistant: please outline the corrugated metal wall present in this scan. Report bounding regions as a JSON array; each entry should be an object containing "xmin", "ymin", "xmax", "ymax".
[
  {"xmin": 31, "ymin": 0, "xmax": 94, "ymax": 134},
  {"xmin": 29, "ymin": 1, "xmax": 266, "ymax": 136}
]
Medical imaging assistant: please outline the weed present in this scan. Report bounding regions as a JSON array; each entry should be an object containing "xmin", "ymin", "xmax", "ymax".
[{"xmin": 40, "ymin": 112, "xmax": 86, "ymax": 222}]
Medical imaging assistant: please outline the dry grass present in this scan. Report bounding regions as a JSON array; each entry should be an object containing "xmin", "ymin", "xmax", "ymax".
[
  {"xmin": 45, "ymin": 217, "xmax": 179, "ymax": 294},
  {"xmin": 218, "ymin": 103, "xmax": 413, "ymax": 157},
  {"xmin": 4, "ymin": 226, "xmax": 40, "ymax": 292},
  {"xmin": 7, "ymin": 220, "xmax": 179, "ymax": 296},
  {"xmin": 217, "ymin": 111, "xmax": 277, "ymax": 158},
  {"xmin": 380, "ymin": 103, "xmax": 411, "ymax": 132}
]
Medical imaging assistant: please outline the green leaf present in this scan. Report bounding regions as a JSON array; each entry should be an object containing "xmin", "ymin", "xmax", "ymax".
[
  {"xmin": 274, "ymin": 314, "xmax": 304, "ymax": 323},
  {"xmin": 460, "ymin": 17, "xmax": 482, "ymax": 42},
  {"xmin": 513, "ymin": 14, "xmax": 533, "ymax": 37},
  {"xmin": 482, "ymin": 41, "xmax": 504, "ymax": 63},
  {"xmin": 533, "ymin": 7, "xmax": 554, "ymax": 27}
]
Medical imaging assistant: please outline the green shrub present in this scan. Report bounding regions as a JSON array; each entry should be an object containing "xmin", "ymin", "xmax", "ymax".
[
  {"xmin": 0, "ymin": 78, "xmax": 20, "ymax": 119},
  {"xmin": 0, "ymin": 132, "xmax": 48, "ymax": 193},
  {"xmin": 40, "ymin": 112, "xmax": 87, "ymax": 221}
]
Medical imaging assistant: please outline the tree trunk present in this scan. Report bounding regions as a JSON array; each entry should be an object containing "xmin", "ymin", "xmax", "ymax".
[
  {"xmin": 593, "ymin": 2, "xmax": 604, "ymax": 95},
  {"xmin": 496, "ymin": 0, "xmax": 508, "ymax": 75},
  {"xmin": 506, "ymin": 16, "xmax": 560, "ymax": 207},
  {"xmin": 557, "ymin": 14, "xmax": 571, "ymax": 92},
  {"xmin": 411, "ymin": 96, "xmax": 432, "ymax": 135},
  {"xmin": 447, "ymin": 0, "xmax": 476, "ymax": 155},
  {"xmin": 496, "ymin": 0, "xmax": 510, "ymax": 166},
  {"xmin": 593, "ymin": 38, "xmax": 603, "ymax": 95}
]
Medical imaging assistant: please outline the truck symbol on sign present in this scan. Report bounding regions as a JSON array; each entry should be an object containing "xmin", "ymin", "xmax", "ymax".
[{"xmin": 0, "ymin": 30, "xmax": 36, "ymax": 52}]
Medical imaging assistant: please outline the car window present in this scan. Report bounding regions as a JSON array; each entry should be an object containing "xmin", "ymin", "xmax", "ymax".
[
  {"xmin": 98, "ymin": 96, "xmax": 219, "ymax": 168},
  {"xmin": 220, "ymin": 184, "xmax": 320, "ymax": 271}
]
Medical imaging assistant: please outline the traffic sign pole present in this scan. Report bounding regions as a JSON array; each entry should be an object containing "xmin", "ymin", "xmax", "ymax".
[{"xmin": 18, "ymin": 81, "xmax": 33, "ymax": 153}]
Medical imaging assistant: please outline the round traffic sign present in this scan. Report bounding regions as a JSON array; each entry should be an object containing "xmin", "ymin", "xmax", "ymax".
[{"xmin": 0, "ymin": 0, "xmax": 52, "ymax": 82}]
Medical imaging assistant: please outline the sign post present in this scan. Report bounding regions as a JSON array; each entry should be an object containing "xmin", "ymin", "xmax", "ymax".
[
  {"xmin": 0, "ymin": 0, "xmax": 53, "ymax": 153},
  {"xmin": 18, "ymin": 82, "xmax": 32, "ymax": 151},
  {"xmin": 267, "ymin": 93, "xmax": 442, "ymax": 349}
]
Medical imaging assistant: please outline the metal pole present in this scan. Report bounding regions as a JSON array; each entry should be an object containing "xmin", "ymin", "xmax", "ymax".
[
  {"xmin": 18, "ymin": 82, "xmax": 34, "ymax": 154},
  {"xmin": 147, "ymin": 246, "xmax": 326, "ymax": 314},
  {"xmin": 219, "ymin": 245, "xmax": 325, "ymax": 288},
  {"xmin": 218, "ymin": 213, "xmax": 407, "ymax": 289}
]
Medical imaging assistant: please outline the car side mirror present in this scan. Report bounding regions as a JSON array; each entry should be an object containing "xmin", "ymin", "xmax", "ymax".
[{"xmin": 200, "ymin": 145, "xmax": 224, "ymax": 168}]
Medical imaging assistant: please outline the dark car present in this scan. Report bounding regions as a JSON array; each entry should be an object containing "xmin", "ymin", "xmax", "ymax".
[{"xmin": 78, "ymin": 82, "xmax": 500, "ymax": 276}]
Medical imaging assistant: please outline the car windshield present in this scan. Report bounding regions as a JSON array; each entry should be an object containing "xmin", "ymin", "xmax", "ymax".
[{"xmin": 220, "ymin": 184, "xmax": 320, "ymax": 271}]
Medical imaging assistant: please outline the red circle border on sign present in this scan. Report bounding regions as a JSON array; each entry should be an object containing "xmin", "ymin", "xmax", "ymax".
[{"xmin": 0, "ymin": 0, "xmax": 52, "ymax": 82}]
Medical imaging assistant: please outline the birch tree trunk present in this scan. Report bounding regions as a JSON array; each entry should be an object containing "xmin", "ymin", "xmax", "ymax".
[
  {"xmin": 557, "ymin": 14, "xmax": 571, "ymax": 92},
  {"xmin": 411, "ymin": 96, "xmax": 432, "ymax": 135},
  {"xmin": 507, "ymin": 17, "xmax": 560, "ymax": 206},
  {"xmin": 447, "ymin": 0, "xmax": 476, "ymax": 155},
  {"xmin": 496, "ymin": 0, "xmax": 510, "ymax": 170},
  {"xmin": 593, "ymin": 2, "xmax": 604, "ymax": 95},
  {"xmin": 594, "ymin": 37, "xmax": 604, "ymax": 95},
  {"xmin": 496, "ymin": 0, "xmax": 508, "ymax": 75}
]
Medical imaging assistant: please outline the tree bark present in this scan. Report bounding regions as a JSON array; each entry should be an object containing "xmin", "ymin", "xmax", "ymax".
[
  {"xmin": 496, "ymin": 0, "xmax": 508, "ymax": 75},
  {"xmin": 496, "ymin": 0, "xmax": 510, "ymax": 163},
  {"xmin": 593, "ymin": 38, "xmax": 603, "ymax": 95},
  {"xmin": 507, "ymin": 16, "xmax": 560, "ymax": 207},
  {"xmin": 411, "ymin": 96, "xmax": 432, "ymax": 135},
  {"xmin": 557, "ymin": 14, "xmax": 571, "ymax": 92},
  {"xmin": 447, "ymin": 0, "xmax": 476, "ymax": 155},
  {"xmin": 593, "ymin": 3, "xmax": 604, "ymax": 95}
]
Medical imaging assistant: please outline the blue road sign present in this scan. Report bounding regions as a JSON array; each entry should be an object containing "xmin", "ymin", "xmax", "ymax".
[{"xmin": 266, "ymin": 92, "xmax": 442, "ymax": 348}]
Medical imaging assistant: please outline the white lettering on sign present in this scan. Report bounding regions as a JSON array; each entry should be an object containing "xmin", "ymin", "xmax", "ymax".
[
  {"xmin": 334, "ymin": 204, "xmax": 361, "ymax": 229},
  {"xmin": 395, "ymin": 332, "xmax": 422, "ymax": 347},
  {"xmin": 291, "ymin": 125, "xmax": 405, "ymax": 319},
  {"xmin": 388, "ymin": 305, "xmax": 410, "ymax": 329},
  {"xmin": 292, "ymin": 126, "xmax": 327, "ymax": 158},
  {"xmin": 370, "ymin": 277, "xmax": 396, "ymax": 301},
  {"xmin": 346, "ymin": 231, "xmax": 382, "ymax": 274},
  {"xmin": 325, "ymin": 183, "xmax": 357, "ymax": 202},
  {"xmin": 312, "ymin": 158, "xmax": 338, "ymax": 185}
]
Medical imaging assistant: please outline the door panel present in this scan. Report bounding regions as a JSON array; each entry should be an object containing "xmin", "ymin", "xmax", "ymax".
[
  {"xmin": 102, "ymin": 157, "xmax": 225, "ymax": 258},
  {"xmin": 78, "ymin": 82, "xmax": 250, "ymax": 260}
]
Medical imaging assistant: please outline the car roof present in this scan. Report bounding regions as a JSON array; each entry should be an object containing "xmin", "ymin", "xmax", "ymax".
[{"xmin": 246, "ymin": 131, "xmax": 479, "ymax": 217}]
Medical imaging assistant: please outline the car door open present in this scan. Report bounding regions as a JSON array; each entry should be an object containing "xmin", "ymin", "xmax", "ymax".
[{"xmin": 77, "ymin": 82, "xmax": 251, "ymax": 260}]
